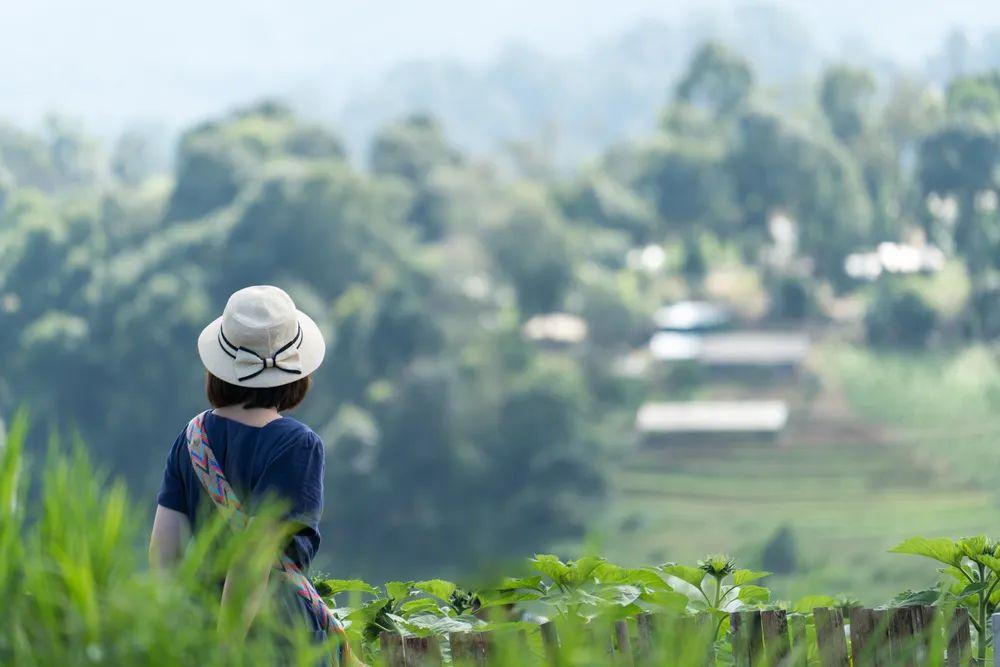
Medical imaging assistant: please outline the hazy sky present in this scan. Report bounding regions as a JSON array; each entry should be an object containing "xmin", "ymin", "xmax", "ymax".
[{"xmin": 2, "ymin": 0, "xmax": 999, "ymax": 133}]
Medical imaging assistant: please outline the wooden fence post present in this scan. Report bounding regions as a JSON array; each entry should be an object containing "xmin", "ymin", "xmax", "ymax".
[
  {"xmin": 731, "ymin": 610, "xmax": 764, "ymax": 667},
  {"xmin": 761, "ymin": 609, "xmax": 790, "ymax": 665},
  {"xmin": 449, "ymin": 632, "xmax": 490, "ymax": 667},
  {"xmin": 612, "ymin": 619, "xmax": 634, "ymax": 665},
  {"xmin": 788, "ymin": 613, "xmax": 809, "ymax": 667},
  {"xmin": 380, "ymin": 632, "xmax": 405, "ymax": 667},
  {"xmin": 813, "ymin": 607, "xmax": 849, "ymax": 667},
  {"xmin": 403, "ymin": 635, "xmax": 441, "ymax": 667},
  {"xmin": 540, "ymin": 621, "xmax": 561, "ymax": 666},
  {"xmin": 947, "ymin": 607, "xmax": 971, "ymax": 667}
]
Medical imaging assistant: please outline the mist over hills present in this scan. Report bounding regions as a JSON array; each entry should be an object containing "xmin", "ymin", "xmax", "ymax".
[{"xmin": 5, "ymin": 1, "xmax": 1000, "ymax": 165}]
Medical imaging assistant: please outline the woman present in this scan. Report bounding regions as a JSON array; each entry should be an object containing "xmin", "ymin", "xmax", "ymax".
[{"xmin": 149, "ymin": 285, "xmax": 361, "ymax": 665}]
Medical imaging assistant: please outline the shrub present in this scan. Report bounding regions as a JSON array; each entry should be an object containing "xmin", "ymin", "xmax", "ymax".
[{"xmin": 864, "ymin": 282, "xmax": 938, "ymax": 348}]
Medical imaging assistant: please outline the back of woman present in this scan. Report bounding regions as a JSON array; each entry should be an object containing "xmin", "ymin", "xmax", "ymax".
[{"xmin": 148, "ymin": 285, "xmax": 362, "ymax": 666}]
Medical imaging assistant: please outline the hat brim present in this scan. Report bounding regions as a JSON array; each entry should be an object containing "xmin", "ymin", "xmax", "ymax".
[{"xmin": 197, "ymin": 310, "xmax": 326, "ymax": 388}]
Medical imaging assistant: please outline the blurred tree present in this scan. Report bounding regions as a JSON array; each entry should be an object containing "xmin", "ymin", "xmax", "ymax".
[
  {"xmin": 675, "ymin": 42, "xmax": 754, "ymax": 119},
  {"xmin": 819, "ymin": 66, "xmax": 876, "ymax": 144},
  {"xmin": 865, "ymin": 281, "xmax": 938, "ymax": 349},
  {"xmin": 488, "ymin": 190, "xmax": 574, "ymax": 316},
  {"xmin": 371, "ymin": 114, "xmax": 462, "ymax": 241},
  {"xmin": 728, "ymin": 110, "xmax": 873, "ymax": 283}
]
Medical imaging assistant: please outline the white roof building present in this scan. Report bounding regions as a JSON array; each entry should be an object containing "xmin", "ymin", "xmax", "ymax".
[
  {"xmin": 636, "ymin": 400, "xmax": 790, "ymax": 437},
  {"xmin": 649, "ymin": 331, "xmax": 810, "ymax": 367}
]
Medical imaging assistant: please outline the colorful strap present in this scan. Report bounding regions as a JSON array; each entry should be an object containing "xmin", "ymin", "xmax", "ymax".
[{"xmin": 185, "ymin": 411, "xmax": 355, "ymax": 665}]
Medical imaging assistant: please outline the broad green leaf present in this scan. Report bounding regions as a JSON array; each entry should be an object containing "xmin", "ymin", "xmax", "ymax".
[
  {"xmin": 957, "ymin": 581, "xmax": 990, "ymax": 599},
  {"xmin": 385, "ymin": 581, "xmax": 413, "ymax": 602},
  {"xmin": 319, "ymin": 579, "xmax": 378, "ymax": 596},
  {"xmin": 660, "ymin": 564, "xmax": 706, "ymax": 588},
  {"xmin": 640, "ymin": 589, "xmax": 690, "ymax": 612},
  {"xmin": 399, "ymin": 598, "xmax": 444, "ymax": 616},
  {"xmin": 958, "ymin": 536, "xmax": 995, "ymax": 559},
  {"xmin": 792, "ymin": 595, "xmax": 836, "ymax": 614},
  {"xmin": 889, "ymin": 537, "xmax": 962, "ymax": 567},
  {"xmin": 733, "ymin": 570, "xmax": 770, "ymax": 586},
  {"xmin": 531, "ymin": 554, "xmax": 570, "ymax": 583},
  {"xmin": 893, "ymin": 588, "xmax": 944, "ymax": 606},
  {"xmin": 413, "ymin": 579, "xmax": 457, "ymax": 601},
  {"xmin": 496, "ymin": 576, "xmax": 545, "ymax": 591},
  {"xmin": 566, "ymin": 556, "xmax": 606, "ymax": 587},
  {"xmin": 390, "ymin": 612, "xmax": 480, "ymax": 637},
  {"xmin": 976, "ymin": 555, "xmax": 1000, "ymax": 573},
  {"xmin": 594, "ymin": 584, "xmax": 643, "ymax": 607},
  {"xmin": 737, "ymin": 585, "xmax": 770, "ymax": 605},
  {"xmin": 593, "ymin": 564, "xmax": 670, "ymax": 590}
]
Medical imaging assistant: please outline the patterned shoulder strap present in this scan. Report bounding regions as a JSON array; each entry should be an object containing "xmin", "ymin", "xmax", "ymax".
[{"xmin": 185, "ymin": 412, "xmax": 359, "ymax": 666}]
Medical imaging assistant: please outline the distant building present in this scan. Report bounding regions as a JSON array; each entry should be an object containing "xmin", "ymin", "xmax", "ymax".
[
  {"xmin": 844, "ymin": 242, "xmax": 945, "ymax": 281},
  {"xmin": 653, "ymin": 301, "xmax": 732, "ymax": 333},
  {"xmin": 636, "ymin": 400, "xmax": 789, "ymax": 445},
  {"xmin": 522, "ymin": 313, "xmax": 588, "ymax": 346},
  {"xmin": 649, "ymin": 330, "xmax": 810, "ymax": 375}
]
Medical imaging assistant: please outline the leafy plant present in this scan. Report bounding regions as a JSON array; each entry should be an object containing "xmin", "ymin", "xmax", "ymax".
[{"xmin": 891, "ymin": 535, "xmax": 1000, "ymax": 663}]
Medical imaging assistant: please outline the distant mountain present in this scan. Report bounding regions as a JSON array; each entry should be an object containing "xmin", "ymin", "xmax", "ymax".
[{"xmin": 334, "ymin": 5, "xmax": 825, "ymax": 166}]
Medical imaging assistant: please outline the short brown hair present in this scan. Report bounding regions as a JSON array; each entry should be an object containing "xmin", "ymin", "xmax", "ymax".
[{"xmin": 206, "ymin": 372, "xmax": 312, "ymax": 411}]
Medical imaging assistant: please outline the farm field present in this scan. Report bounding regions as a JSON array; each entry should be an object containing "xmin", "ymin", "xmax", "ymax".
[{"xmin": 594, "ymin": 343, "xmax": 1000, "ymax": 604}]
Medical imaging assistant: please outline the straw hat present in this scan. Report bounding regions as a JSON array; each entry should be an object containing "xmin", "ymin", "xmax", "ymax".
[{"xmin": 197, "ymin": 285, "xmax": 326, "ymax": 388}]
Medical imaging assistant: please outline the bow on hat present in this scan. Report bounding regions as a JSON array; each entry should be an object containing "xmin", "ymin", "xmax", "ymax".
[{"xmin": 219, "ymin": 326, "xmax": 304, "ymax": 383}]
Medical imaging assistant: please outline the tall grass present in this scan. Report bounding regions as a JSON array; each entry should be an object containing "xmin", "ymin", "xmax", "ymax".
[
  {"xmin": 0, "ymin": 412, "xmax": 981, "ymax": 666},
  {"xmin": 0, "ymin": 411, "xmax": 328, "ymax": 666}
]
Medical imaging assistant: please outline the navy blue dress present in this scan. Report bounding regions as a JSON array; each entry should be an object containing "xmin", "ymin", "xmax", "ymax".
[{"xmin": 157, "ymin": 410, "xmax": 327, "ymax": 634}]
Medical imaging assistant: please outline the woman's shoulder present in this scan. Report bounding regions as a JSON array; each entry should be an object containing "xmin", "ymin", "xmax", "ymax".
[{"xmin": 262, "ymin": 415, "xmax": 324, "ymax": 449}]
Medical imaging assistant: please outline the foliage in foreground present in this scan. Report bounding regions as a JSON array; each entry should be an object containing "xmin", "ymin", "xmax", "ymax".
[{"xmin": 0, "ymin": 415, "xmax": 996, "ymax": 665}]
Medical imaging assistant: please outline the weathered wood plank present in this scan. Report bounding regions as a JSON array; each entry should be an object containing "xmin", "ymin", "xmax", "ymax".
[
  {"xmin": 888, "ymin": 607, "xmax": 916, "ymax": 666},
  {"xmin": 947, "ymin": 607, "xmax": 971, "ymax": 667},
  {"xmin": 449, "ymin": 632, "xmax": 490, "ymax": 667},
  {"xmin": 849, "ymin": 608, "xmax": 876, "ymax": 667},
  {"xmin": 635, "ymin": 612, "xmax": 657, "ymax": 663},
  {"xmin": 760, "ymin": 609, "xmax": 790, "ymax": 665},
  {"xmin": 612, "ymin": 619, "xmax": 634, "ymax": 665},
  {"xmin": 540, "ymin": 621, "xmax": 561, "ymax": 666},
  {"xmin": 380, "ymin": 632, "xmax": 406, "ymax": 667},
  {"xmin": 814, "ymin": 607, "xmax": 849, "ymax": 667},
  {"xmin": 731, "ymin": 611, "xmax": 763, "ymax": 667},
  {"xmin": 788, "ymin": 613, "xmax": 809, "ymax": 667},
  {"xmin": 403, "ymin": 635, "xmax": 441, "ymax": 666}
]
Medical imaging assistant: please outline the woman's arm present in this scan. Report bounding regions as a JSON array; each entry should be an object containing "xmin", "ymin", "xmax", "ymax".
[
  {"xmin": 218, "ymin": 518, "xmax": 279, "ymax": 642},
  {"xmin": 148, "ymin": 504, "xmax": 191, "ymax": 570}
]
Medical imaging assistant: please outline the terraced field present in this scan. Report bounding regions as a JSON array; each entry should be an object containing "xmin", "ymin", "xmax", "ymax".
[
  {"xmin": 595, "ymin": 345, "xmax": 1000, "ymax": 604},
  {"xmin": 599, "ymin": 438, "xmax": 996, "ymax": 603}
]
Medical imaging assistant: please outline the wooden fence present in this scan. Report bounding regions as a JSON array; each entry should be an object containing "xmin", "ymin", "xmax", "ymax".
[{"xmin": 376, "ymin": 605, "xmax": 987, "ymax": 666}]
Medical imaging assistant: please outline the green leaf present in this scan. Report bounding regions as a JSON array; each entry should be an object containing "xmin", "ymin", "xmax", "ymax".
[
  {"xmin": 566, "ymin": 556, "xmax": 606, "ymax": 587},
  {"xmin": 893, "ymin": 588, "xmax": 944, "ymax": 606},
  {"xmin": 593, "ymin": 564, "xmax": 670, "ymax": 590},
  {"xmin": 399, "ymin": 598, "xmax": 444, "ymax": 616},
  {"xmin": 737, "ymin": 585, "xmax": 770, "ymax": 605},
  {"xmin": 391, "ymin": 612, "xmax": 480, "ymax": 637},
  {"xmin": 640, "ymin": 589, "xmax": 690, "ymax": 612},
  {"xmin": 976, "ymin": 555, "xmax": 1000, "ymax": 573},
  {"xmin": 957, "ymin": 581, "xmax": 991, "ymax": 599},
  {"xmin": 318, "ymin": 579, "xmax": 379, "ymax": 596},
  {"xmin": 413, "ymin": 579, "xmax": 457, "ymax": 601},
  {"xmin": 530, "ymin": 554, "xmax": 570, "ymax": 583},
  {"xmin": 733, "ymin": 570, "xmax": 770, "ymax": 586},
  {"xmin": 594, "ymin": 584, "xmax": 643, "ymax": 607},
  {"xmin": 660, "ymin": 564, "xmax": 706, "ymax": 588},
  {"xmin": 792, "ymin": 595, "xmax": 836, "ymax": 614},
  {"xmin": 385, "ymin": 581, "xmax": 413, "ymax": 602},
  {"xmin": 496, "ymin": 576, "xmax": 545, "ymax": 591},
  {"xmin": 889, "ymin": 537, "xmax": 962, "ymax": 567},
  {"xmin": 958, "ymin": 536, "xmax": 996, "ymax": 559}
]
